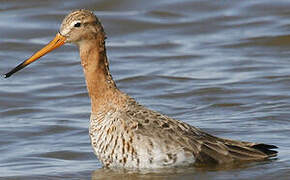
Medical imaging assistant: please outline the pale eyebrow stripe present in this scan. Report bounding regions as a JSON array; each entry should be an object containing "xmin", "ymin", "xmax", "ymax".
[{"xmin": 61, "ymin": 20, "xmax": 81, "ymax": 35}]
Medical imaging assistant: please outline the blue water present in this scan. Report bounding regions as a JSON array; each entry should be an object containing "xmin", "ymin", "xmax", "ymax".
[{"xmin": 0, "ymin": 0, "xmax": 290, "ymax": 179}]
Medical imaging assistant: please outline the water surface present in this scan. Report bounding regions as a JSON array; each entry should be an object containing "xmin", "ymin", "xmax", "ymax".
[{"xmin": 0, "ymin": 0, "xmax": 290, "ymax": 179}]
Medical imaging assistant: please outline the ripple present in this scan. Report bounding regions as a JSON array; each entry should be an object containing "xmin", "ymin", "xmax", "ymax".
[{"xmin": 1, "ymin": 0, "xmax": 290, "ymax": 179}]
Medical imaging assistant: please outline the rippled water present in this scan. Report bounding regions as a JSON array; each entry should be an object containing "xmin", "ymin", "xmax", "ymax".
[{"xmin": 1, "ymin": 0, "xmax": 290, "ymax": 179}]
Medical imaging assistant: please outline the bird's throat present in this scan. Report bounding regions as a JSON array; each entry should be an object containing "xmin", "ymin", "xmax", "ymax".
[{"xmin": 79, "ymin": 37, "xmax": 121, "ymax": 113}]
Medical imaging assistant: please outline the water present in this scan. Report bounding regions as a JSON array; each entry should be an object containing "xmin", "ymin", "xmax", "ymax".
[{"xmin": 0, "ymin": 0, "xmax": 290, "ymax": 179}]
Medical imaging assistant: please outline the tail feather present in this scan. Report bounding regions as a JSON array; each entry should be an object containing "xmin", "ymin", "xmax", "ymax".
[
  {"xmin": 226, "ymin": 144, "xmax": 266, "ymax": 158},
  {"xmin": 251, "ymin": 143, "xmax": 278, "ymax": 157},
  {"xmin": 195, "ymin": 140, "xmax": 278, "ymax": 164},
  {"xmin": 221, "ymin": 137, "xmax": 278, "ymax": 158}
]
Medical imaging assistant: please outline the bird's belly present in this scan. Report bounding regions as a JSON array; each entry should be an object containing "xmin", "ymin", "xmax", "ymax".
[
  {"xmin": 89, "ymin": 113, "xmax": 195, "ymax": 169},
  {"xmin": 89, "ymin": 130, "xmax": 195, "ymax": 169}
]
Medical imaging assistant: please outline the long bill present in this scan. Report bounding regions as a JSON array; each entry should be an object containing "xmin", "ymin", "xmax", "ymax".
[{"xmin": 3, "ymin": 33, "xmax": 66, "ymax": 78}]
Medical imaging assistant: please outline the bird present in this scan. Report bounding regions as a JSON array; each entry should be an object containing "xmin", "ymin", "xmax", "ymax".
[{"xmin": 4, "ymin": 9, "xmax": 277, "ymax": 169}]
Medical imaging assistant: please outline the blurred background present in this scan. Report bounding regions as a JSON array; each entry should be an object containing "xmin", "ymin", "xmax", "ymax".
[{"xmin": 0, "ymin": 0, "xmax": 290, "ymax": 179}]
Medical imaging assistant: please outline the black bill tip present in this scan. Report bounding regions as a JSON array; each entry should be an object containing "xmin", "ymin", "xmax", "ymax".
[
  {"xmin": 2, "ymin": 61, "xmax": 28, "ymax": 78},
  {"xmin": 2, "ymin": 73, "xmax": 11, "ymax": 78}
]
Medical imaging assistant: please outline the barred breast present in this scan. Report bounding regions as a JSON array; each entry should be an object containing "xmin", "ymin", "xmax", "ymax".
[{"xmin": 89, "ymin": 102, "xmax": 196, "ymax": 169}]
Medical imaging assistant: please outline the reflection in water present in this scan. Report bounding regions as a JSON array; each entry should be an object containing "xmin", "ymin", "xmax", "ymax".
[
  {"xmin": 91, "ymin": 168, "xmax": 176, "ymax": 180},
  {"xmin": 91, "ymin": 167, "xmax": 209, "ymax": 180},
  {"xmin": 91, "ymin": 161, "xmax": 271, "ymax": 180}
]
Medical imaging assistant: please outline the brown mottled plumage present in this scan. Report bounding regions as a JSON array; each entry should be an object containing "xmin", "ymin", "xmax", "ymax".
[{"xmin": 4, "ymin": 9, "xmax": 277, "ymax": 169}]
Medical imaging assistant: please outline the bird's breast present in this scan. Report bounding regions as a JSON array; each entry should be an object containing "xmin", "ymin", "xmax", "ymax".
[{"xmin": 89, "ymin": 112, "xmax": 196, "ymax": 169}]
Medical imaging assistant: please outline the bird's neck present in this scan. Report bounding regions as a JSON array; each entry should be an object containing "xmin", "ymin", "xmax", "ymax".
[{"xmin": 79, "ymin": 35, "xmax": 125, "ymax": 113}]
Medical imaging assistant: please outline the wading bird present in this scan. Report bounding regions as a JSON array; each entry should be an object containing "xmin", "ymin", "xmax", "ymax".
[{"xmin": 4, "ymin": 9, "xmax": 277, "ymax": 169}]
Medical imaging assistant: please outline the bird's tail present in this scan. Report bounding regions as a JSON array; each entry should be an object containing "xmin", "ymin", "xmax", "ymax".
[{"xmin": 195, "ymin": 137, "xmax": 278, "ymax": 164}]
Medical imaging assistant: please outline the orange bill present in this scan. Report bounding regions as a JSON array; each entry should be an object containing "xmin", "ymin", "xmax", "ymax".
[{"xmin": 4, "ymin": 33, "xmax": 66, "ymax": 78}]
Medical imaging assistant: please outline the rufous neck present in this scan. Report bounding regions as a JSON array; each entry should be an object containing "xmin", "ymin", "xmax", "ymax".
[{"xmin": 79, "ymin": 36, "xmax": 120, "ymax": 113}]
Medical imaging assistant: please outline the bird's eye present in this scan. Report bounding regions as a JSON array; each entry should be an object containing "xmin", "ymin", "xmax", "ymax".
[{"xmin": 74, "ymin": 22, "xmax": 81, "ymax": 27}]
